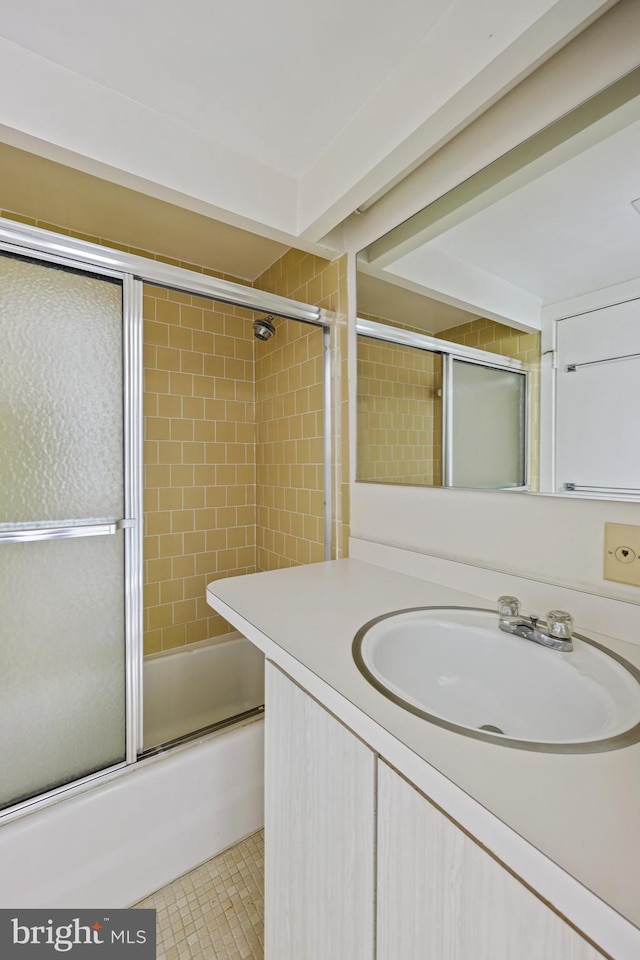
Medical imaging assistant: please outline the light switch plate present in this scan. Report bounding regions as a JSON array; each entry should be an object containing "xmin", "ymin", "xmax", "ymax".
[{"xmin": 604, "ymin": 523, "xmax": 640, "ymax": 586}]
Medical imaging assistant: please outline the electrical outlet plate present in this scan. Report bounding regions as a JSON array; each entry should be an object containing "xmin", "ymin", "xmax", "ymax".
[{"xmin": 604, "ymin": 523, "xmax": 640, "ymax": 586}]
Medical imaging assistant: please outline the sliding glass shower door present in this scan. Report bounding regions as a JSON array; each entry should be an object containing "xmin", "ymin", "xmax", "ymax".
[
  {"xmin": 0, "ymin": 251, "xmax": 130, "ymax": 811},
  {"xmin": 444, "ymin": 357, "xmax": 527, "ymax": 489}
]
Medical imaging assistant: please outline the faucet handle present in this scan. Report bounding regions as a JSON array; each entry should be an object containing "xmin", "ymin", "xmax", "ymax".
[
  {"xmin": 546, "ymin": 610, "xmax": 574, "ymax": 640},
  {"xmin": 498, "ymin": 596, "xmax": 521, "ymax": 619}
]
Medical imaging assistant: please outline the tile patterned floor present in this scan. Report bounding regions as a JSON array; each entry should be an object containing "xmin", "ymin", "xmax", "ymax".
[{"xmin": 134, "ymin": 830, "xmax": 264, "ymax": 960}]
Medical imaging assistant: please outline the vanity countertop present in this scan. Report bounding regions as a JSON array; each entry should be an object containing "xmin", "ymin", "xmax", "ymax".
[{"xmin": 207, "ymin": 558, "xmax": 640, "ymax": 959}]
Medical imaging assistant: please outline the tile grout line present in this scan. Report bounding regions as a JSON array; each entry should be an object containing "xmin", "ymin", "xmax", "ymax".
[{"xmin": 133, "ymin": 830, "xmax": 264, "ymax": 960}]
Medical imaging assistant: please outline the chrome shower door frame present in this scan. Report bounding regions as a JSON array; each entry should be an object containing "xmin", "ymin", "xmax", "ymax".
[
  {"xmin": 0, "ymin": 241, "xmax": 143, "ymax": 821},
  {"xmin": 442, "ymin": 352, "xmax": 529, "ymax": 491},
  {"xmin": 0, "ymin": 219, "xmax": 337, "ymax": 820}
]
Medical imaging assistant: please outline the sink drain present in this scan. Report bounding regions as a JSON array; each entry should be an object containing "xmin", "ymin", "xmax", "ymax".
[{"xmin": 479, "ymin": 724, "xmax": 505, "ymax": 735}]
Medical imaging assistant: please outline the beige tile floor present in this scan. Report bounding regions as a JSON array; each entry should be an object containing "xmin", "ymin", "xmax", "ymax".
[{"xmin": 134, "ymin": 830, "xmax": 264, "ymax": 960}]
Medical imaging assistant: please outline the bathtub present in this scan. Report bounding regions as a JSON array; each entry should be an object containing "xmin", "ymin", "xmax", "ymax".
[
  {"xmin": 143, "ymin": 632, "xmax": 265, "ymax": 750},
  {"xmin": 0, "ymin": 634, "xmax": 265, "ymax": 908}
]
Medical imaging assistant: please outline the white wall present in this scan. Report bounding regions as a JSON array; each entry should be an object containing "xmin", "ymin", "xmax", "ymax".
[
  {"xmin": 347, "ymin": 1, "xmax": 640, "ymax": 606},
  {"xmin": 351, "ymin": 484, "xmax": 640, "ymax": 604}
]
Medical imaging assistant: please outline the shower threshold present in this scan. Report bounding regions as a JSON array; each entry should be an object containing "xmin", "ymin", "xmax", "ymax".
[{"xmin": 140, "ymin": 704, "xmax": 265, "ymax": 759}]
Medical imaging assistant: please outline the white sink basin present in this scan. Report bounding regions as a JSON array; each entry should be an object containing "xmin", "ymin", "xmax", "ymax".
[{"xmin": 353, "ymin": 607, "xmax": 640, "ymax": 751}]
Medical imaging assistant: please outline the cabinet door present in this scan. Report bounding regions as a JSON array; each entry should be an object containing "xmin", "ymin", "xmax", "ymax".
[
  {"xmin": 555, "ymin": 299, "xmax": 640, "ymax": 492},
  {"xmin": 265, "ymin": 662, "xmax": 375, "ymax": 960},
  {"xmin": 377, "ymin": 761, "xmax": 605, "ymax": 960}
]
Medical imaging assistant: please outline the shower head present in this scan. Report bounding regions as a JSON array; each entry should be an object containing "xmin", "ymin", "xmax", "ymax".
[{"xmin": 253, "ymin": 315, "xmax": 276, "ymax": 341}]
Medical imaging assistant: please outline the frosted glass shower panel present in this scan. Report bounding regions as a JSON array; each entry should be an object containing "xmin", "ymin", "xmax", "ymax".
[
  {"xmin": 0, "ymin": 534, "xmax": 126, "ymax": 810},
  {"xmin": 448, "ymin": 360, "xmax": 526, "ymax": 489},
  {"xmin": 0, "ymin": 253, "xmax": 124, "ymax": 524}
]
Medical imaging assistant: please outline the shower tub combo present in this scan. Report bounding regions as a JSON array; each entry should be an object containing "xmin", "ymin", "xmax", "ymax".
[
  {"xmin": 0, "ymin": 218, "xmax": 331, "ymax": 911},
  {"xmin": 143, "ymin": 633, "xmax": 265, "ymax": 751},
  {"xmin": 0, "ymin": 634, "xmax": 265, "ymax": 908}
]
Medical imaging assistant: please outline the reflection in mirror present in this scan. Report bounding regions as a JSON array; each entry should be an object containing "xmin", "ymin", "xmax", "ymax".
[
  {"xmin": 357, "ymin": 333, "xmax": 444, "ymax": 487},
  {"xmin": 356, "ymin": 288, "xmax": 539, "ymax": 490},
  {"xmin": 356, "ymin": 70, "xmax": 640, "ymax": 500}
]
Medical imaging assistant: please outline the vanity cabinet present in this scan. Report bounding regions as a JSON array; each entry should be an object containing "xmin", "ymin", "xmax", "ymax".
[
  {"xmin": 265, "ymin": 661, "xmax": 606, "ymax": 960},
  {"xmin": 264, "ymin": 662, "xmax": 376, "ymax": 960}
]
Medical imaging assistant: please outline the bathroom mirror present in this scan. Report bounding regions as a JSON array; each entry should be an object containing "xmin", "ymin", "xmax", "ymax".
[{"xmin": 356, "ymin": 69, "xmax": 640, "ymax": 500}]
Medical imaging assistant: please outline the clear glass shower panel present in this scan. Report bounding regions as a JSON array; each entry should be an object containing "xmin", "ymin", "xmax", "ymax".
[
  {"xmin": 0, "ymin": 534, "xmax": 126, "ymax": 810},
  {"xmin": 449, "ymin": 360, "xmax": 526, "ymax": 489},
  {"xmin": 0, "ymin": 253, "xmax": 123, "ymax": 525}
]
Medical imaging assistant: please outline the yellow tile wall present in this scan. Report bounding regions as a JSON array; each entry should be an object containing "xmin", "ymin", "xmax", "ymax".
[
  {"xmin": 255, "ymin": 320, "xmax": 325, "ymax": 569},
  {"xmin": 254, "ymin": 249, "xmax": 350, "ymax": 561},
  {"xmin": 143, "ymin": 285, "xmax": 257, "ymax": 654},
  {"xmin": 357, "ymin": 337, "xmax": 442, "ymax": 485},
  {"xmin": 437, "ymin": 318, "xmax": 541, "ymax": 490}
]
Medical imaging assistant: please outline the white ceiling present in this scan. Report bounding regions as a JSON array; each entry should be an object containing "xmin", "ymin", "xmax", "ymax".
[
  {"xmin": 357, "ymin": 270, "xmax": 478, "ymax": 334},
  {"xmin": 0, "ymin": 0, "xmax": 614, "ymax": 246},
  {"xmin": 383, "ymin": 108, "xmax": 640, "ymax": 323},
  {"xmin": 0, "ymin": 0, "xmax": 451, "ymax": 178},
  {"xmin": 427, "ymin": 115, "xmax": 640, "ymax": 303}
]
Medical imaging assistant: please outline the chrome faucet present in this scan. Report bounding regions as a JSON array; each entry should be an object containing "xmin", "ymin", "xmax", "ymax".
[{"xmin": 497, "ymin": 596, "xmax": 574, "ymax": 652}]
